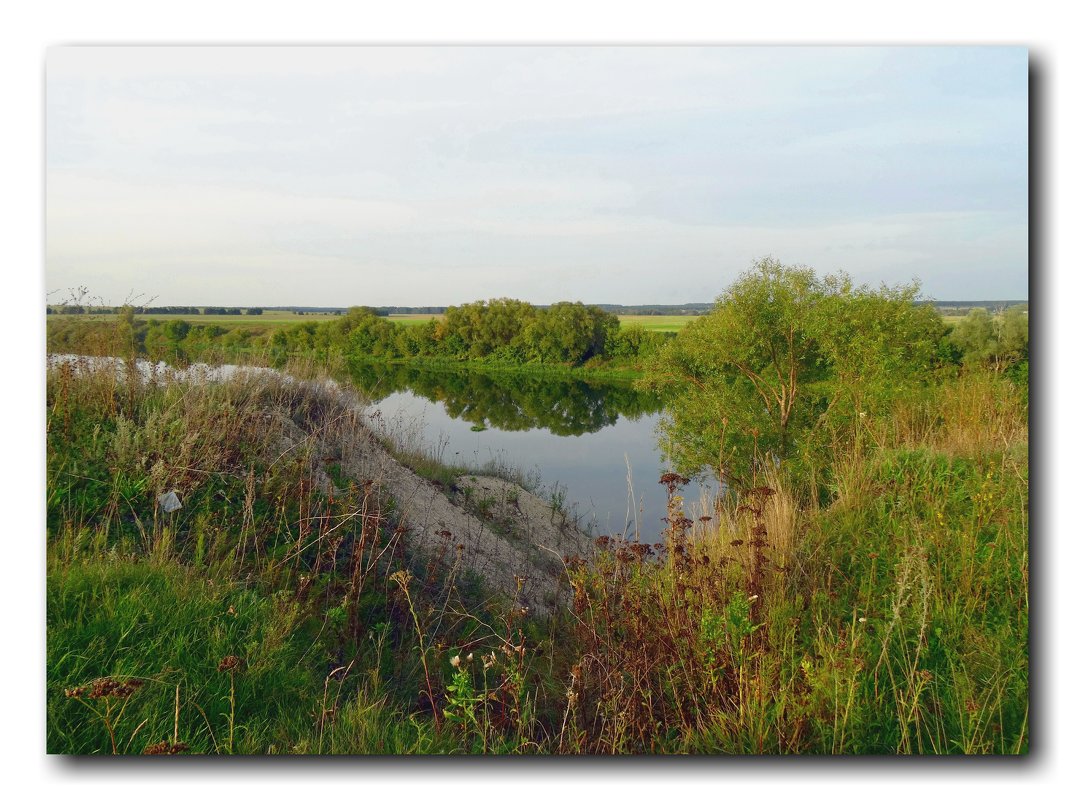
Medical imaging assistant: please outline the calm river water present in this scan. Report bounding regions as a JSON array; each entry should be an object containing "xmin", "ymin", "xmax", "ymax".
[{"xmin": 347, "ymin": 363, "xmax": 717, "ymax": 542}]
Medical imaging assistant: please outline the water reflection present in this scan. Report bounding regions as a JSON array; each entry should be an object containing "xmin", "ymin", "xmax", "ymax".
[
  {"xmin": 348, "ymin": 361, "xmax": 662, "ymax": 436},
  {"xmin": 348, "ymin": 362, "xmax": 716, "ymax": 542}
]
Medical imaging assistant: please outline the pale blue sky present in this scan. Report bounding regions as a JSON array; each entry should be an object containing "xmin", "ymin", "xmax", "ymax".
[{"xmin": 46, "ymin": 46, "xmax": 1028, "ymax": 306}]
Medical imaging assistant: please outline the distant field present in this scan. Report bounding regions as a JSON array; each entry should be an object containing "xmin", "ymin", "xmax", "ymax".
[
  {"xmin": 617, "ymin": 315, "xmax": 698, "ymax": 332},
  {"xmin": 387, "ymin": 314, "xmax": 443, "ymax": 326}
]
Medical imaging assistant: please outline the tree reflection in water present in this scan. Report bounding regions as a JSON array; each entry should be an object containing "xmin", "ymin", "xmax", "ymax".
[{"xmin": 347, "ymin": 362, "xmax": 662, "ymax": 437}]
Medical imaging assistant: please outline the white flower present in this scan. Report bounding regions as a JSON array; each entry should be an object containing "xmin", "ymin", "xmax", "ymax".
[
  {"xmin": 449, "ymin": 654, "xmax": 461, "ymax": 668},
  {"xmin": 858, "ymin": 617, "xmax": 867, "ymax": 623}
]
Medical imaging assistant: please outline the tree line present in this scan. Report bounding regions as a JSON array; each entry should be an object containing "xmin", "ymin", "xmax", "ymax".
[
  {"xmin": 647, "ymin": 258, "xmax": 1028, "ymax": 484},
  {"xmin": 267, "ymin": 300, "xmax": 672, "ymax": 368},
  {"xmin": 48, "ymin": 305, "xmax": 263, "ymax": 316}
]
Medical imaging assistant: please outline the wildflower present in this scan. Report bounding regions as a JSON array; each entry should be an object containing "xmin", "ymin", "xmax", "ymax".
[
  {"xmin": 450, "ymin": 654, "xmax": 461, "ymax": 668},
  {"xmin": 466, "ymin": 653, "xmax": 474, "ymax": 663},
  {"xmin": 858, "ymin": 617, "xmax": 867, "ymax": 623}
]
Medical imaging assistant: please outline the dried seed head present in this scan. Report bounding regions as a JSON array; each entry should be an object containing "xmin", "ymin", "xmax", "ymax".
[
  {"xmin": 144, "ymin": 740, "xmax": 189, "ymax": 755},
  {"xmin": 217, "ymin": 655, "xmax": 244, "ymax": 673},
  {"xmin": 389, "ymin": 569, "xmax": 413, "ymax": 591}
]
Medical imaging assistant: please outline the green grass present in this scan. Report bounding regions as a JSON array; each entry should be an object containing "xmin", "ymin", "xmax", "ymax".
[{"xmin": 46, "ymin": 366, "xmax": 555, "ymax": 754}]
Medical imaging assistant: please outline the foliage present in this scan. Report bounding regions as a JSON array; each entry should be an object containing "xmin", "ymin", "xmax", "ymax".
[
  {"xmin": 648, "ymin": 259, "xmax": 946, "ymax": 481},
  {"xmin": 349, "ymin": 361, "xmax": 661, "ymax": 436},
  {"xmin": 950, "ymin": 306, "xmax": 1029, "ymax": 374},
  {"xmin": 561, "ymin": 372, "xmax": 1027, "ymax": 753}
]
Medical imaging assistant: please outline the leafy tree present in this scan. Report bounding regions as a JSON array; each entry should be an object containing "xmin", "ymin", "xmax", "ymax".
[
  {"xmin": 521, "ymin": 302, "xmax": 615, "ymax": 365},
  {"xmin": 345, "ymin": 309, "xmax": 398, "ymax": 358},
  {"xmin": 951, "ymin": 306, "xmax": 1028, "ymax": 374},
  {"xmin": 164, "ymin": 319, "xmax": 191, "ymax": 342},
  {"xmin": 649, "ymin": 258, "xmax": 944, "ymax": 480},
  {"xmin": 810, "ymin": 273, "xmax": 947, "ymax": 420},
  {"xmin": 439, "ymin": 299, "xmax": 538, "ymax": 359}
]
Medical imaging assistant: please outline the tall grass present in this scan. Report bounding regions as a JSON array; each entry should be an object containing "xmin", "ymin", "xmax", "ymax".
[{"xmin": 557, "ymin": 372, "xmax": 1027, "ymax": 753}]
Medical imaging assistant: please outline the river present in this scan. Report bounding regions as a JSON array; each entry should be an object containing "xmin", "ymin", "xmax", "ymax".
[{"xmin": 347, "ymin": 362, "xmax": 717, "ymax": 542}]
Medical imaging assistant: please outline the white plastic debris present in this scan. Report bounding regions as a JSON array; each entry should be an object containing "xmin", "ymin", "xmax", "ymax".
[{"xmin": 157, "ymin": 491, "xmax": 182, "ymax": 513}]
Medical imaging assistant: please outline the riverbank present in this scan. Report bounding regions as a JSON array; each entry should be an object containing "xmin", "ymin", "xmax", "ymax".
[
  {"xmin": 46, "ymin": 354, "xmax": 1028, "ymax": 754},
  {"xmin": 46, "ymin": 355, "xmax": 589, "ymax": 614}
]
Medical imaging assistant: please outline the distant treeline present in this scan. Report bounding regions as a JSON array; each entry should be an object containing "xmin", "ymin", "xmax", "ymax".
[
  {"xmin": 48, "ymin": 305, "xmax": 263, "ymax": 316},
  {"xmin": 924, "ymin": 300, "xmax": 1029, "ymax": 315},
  {"xmin": 46, "ymin": 298, "xmax": 675, "ymax": 370}
]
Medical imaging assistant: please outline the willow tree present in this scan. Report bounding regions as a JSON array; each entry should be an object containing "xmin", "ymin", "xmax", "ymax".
[
  {"xmin": 649, "ymin": 258, "xmax": 944, "ymax": 482},
  {"xmin": 648, "ymin": 259, "xmax": 825, "ymax": 478},
  {"xmin": 950, "ymin": 305, "xmax": 1029, "ymax": 374}
]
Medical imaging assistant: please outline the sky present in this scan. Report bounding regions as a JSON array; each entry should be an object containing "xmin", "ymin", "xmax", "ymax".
[{"xmin": 45, "ymin": 46, "xmax": 1028, "ymax": 306}]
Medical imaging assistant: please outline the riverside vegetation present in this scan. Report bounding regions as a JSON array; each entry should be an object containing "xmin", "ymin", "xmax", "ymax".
[
  {"xmin": 47, "ymin": 297, "xmax": 672, "ymax": 375},
  {"xmin": 46, "ymin": 259, "xmax": 1028, "ymax": 754}
]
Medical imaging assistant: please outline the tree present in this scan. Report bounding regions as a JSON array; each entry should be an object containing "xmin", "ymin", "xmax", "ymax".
[
  {"xmin": 649, "ymin": 258, "xmax": 944, "ymax": 481},
  {"xmin": 521, "ymin": 302, "xmax": 615, "ymax": 365},
  {"xmin": 950, "ymin": 306, "xmax": 1028, "ymax": 374},
  {"xmin": 649, "ymin": 260, "xmax": 824, "ymax": 471}
]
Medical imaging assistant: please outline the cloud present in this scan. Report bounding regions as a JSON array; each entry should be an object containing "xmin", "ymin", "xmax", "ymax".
[{"xmin": 46, "ymin": 46, "xmax": 1028, "ymax": 304}]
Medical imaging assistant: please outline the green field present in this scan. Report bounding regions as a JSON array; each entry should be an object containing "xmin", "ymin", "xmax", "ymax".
[
  {"xmin": 51, "ymin": 310, "xmax": 700, "ymax": 333},
  {"xmin": 616, "ymin": 314, "xmax": 697, "ymax": 332},
  {"xmin": 386, "ymin": 313, "xmax": 443, "ymax": 326}
]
